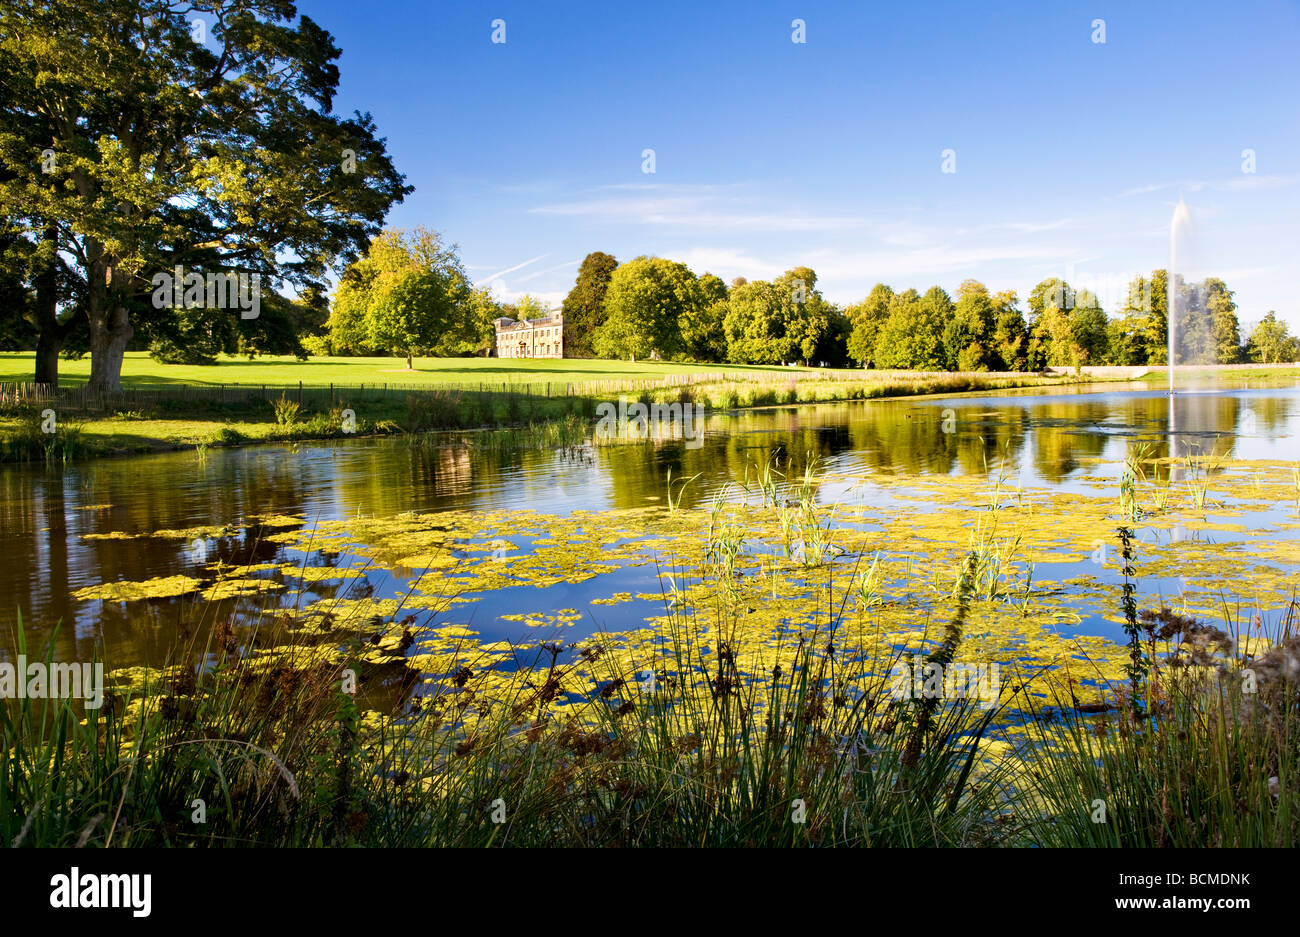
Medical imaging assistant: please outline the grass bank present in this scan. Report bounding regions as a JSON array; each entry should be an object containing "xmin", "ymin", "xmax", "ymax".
[
  {"xmin": 1137, "ymin": 363, "xmax": 1300, "ymax": 384},
  {"xmin": 0, "ymin": 358, "xmax": 1082, "ymax": 463},
  {"xmin": 0, "ymin": 351, "xmax": 826, "ymax": 389}
]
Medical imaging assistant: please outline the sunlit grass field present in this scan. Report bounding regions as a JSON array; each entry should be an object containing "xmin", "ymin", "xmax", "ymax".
[{"xmin": 0, "ymin": 351, "xmax": 823, "ymax": 389}]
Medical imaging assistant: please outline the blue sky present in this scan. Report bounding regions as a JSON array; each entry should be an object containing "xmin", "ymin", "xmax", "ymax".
[{"xmin": 300, "ymin": 0, "xmax": 1300, "ymax": 331}]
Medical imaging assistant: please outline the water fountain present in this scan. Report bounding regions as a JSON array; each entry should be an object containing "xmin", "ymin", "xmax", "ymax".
[
  {"xmin": 1166, "ymin": 196, "xmax": 1225, "ymax": 470},
  {"xmin": 1168, "ymin": 196, "xmax": 1189, "ymax": 468},
  {"xmin": 1168, "ymin": 195, "xmax": 1192, "ymax": 397}
]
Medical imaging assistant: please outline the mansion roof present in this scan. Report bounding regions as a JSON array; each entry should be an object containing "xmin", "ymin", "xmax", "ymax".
[{"xmin": 493, "ymin": 314, "xmax": 563, "ymax": 332}]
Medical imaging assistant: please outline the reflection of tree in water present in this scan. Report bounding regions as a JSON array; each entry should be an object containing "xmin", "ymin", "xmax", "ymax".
[
  {"xmin": 1244, "ymin": 394, "xmax": 1289, "ymax": 436},
  {"xmin": 0, "ymin": 469, "xmax": 80, "ymax": 661},
  {"xmin": 593, "ymin": 401, "xmax": 1035, "ymax": 510},
  {"xmin": 404, "ymin": 442, "xmax": 476, "ymax": 509},
  {"xmin": 593, "ymin": 412, "xmax": 845, "ymax": 512},
  {"xmin": 1, "ymin": 446, "xmax": 326, "ymax": 665},
  {"xmin": 1166, "ymin": 393, "xmax": 1242, "ymax": 467},
  {"xmin": 1028, "ymin": 401, "xmax": 1113, "ymax": 482}
]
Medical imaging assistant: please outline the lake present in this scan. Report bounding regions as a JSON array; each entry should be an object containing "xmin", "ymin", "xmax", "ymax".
[{"xmin": 3, "ymin": 377, "xmax": 1297, "ymax": 696}]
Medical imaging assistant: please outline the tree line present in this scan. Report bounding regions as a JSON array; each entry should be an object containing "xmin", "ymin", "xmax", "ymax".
[
  {"xmin": 292, "ymin": 236, "xmax": 1300, "ymax": 371},
  {"xmin": 555, "ymin": 251, "xmax": 1296, "ymax": 370}
]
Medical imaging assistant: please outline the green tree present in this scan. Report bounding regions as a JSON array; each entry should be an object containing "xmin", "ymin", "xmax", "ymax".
[
  {"xmin": 594, "ymin": 256, "xmax": 698, "ymax": 361},
  {"xmin": 328, "ymin": 271, "xmax": 377, "ymax": 355},
  {"xmin": 1203, "ymin": 277, "xmax": 1242, "ymax": 364},
  {"xmin": 872, "ymin": 288, "xmax": 946, "ymax": 370},
  {"xmin": 0, "ymin": 227, "xmax": 36, "ymax": 350},
  {"xmin": 368, "ymin": 271, "xmax": 469, "ymax": 369},
  {"xmin": 1028, "ymin": 278, "xmax": 1084, "ymax": 368},
  {"xmin": 724, "ymin": 279, "xmax": 787, "ymax": 364},
  {"xmin": 0, "ymin": 224, "xmax": 88, "ymax": 380},
  {"xmin": 1245, "ymin": 312, "xmax": 1298, "ymax": 364},
  {"xmin": 778, "ymin": 267, "xmax": 832, "ymax": 365},
  {"xmin": 680, "ymin": 273, "xmax": 728, "ymax": 361},
  {"xmin": 560, "ymin": 251, "xmax": 617, "ymax": 357},
  {"xmin": 698, "ymin": 273, "xmax": 728, "ymax": 307},
  {"xmin": 846, "ymin": 283, "xmax": 893, "ymax": 367},
  {"xmin": 513, "ymin": 295, "xmax": 551, "ymax": 320},
  {"xmin": 944, "ymin": 279, "xmax": 996, "ymax": 370},
  {"xmin": 327, "ymin": 228, "xmax": 473, "ymax": 369},
  {"xmin": 1029, "ymin": 301, "xmax": 1069, "ymax": 369},
  {"xmin": 721, "ymin": 267, "xmax": 829, "ymax": 365},
  {"xmin": 1068, "ymin": 291, "xmax": 1110, "ymax": 366},
  {"xmin": 1028, "ymin": 277, "xmax": 1074, "ymax": 322},
  {"xmin": 1144, "ymin": 270, "xmax": 1170, "ymax": 364},
  {"xmin": 0, "ymin": 0, "xmax": 409, "ymax": 390},
  {"xmin": 462, "ymin": 286, "xmax": 503, "ymax": 356},
  {"xmin": 990, "ymin": 290, "xmax": 1028, "ymax": 371},
  {"xmin": 1170, "ymin": 275, "xmax": 1216, "ymax": 365},
  {"xmin": 1028, "ymin": 281, "xmax": 1108, "ymax": 368},
  {"xmin": 1106, "ymin": 312, "xmax": 1147, "ymax": 365},
  {"xmin": 813, "ymin": 305, "xmax": 852, "ymax": 368}
]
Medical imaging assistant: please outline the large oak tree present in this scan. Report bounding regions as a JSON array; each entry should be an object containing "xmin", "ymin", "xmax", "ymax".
[{"xmin": 0, "ymin": 0, "xmax": 409, "ymax": 391}]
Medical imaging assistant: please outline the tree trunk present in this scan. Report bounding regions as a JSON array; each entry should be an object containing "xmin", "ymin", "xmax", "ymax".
[
  {"xmin": 31, "ymin": 224, "xmax": 77, "ymax": 384},
  {"xmin": 406, "ymin": 350, "xmax": 413, "ymax": 370},
  {"xmin": 85, "ymin": 254, "xmax": 132, "ymax": 396},
  {"xmin": 32, "ymin": 231, "xmax": 66, "ymax": 386},
  {"xmin": 87, "ymin": 300, "xmax": 132, "ymax": 395},
  {"xmin": 34, "ymin": 333, "xmax": 62, "ymax": 387}
]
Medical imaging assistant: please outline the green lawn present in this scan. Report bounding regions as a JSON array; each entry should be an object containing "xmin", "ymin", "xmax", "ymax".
[
  {"xmin": 0, "ymin": 351, "xmax": 822, "ymax": 389},
  {"xmin": 1136, "ymin": 363, "xmax": 1300, "ymax": 383}
]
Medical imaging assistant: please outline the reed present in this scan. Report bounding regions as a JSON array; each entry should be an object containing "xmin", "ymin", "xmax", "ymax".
[
  {"xmin": 2, "ymin": 553, "xmax": 1010, "ymax": 847},
  {"xmin": 1014, "ymin": 530, "xmax": 1300, "ymax": 847}
]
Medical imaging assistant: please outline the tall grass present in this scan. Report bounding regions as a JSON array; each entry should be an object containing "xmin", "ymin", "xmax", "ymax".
[
  {"xmin": 1016, "ymin": 529, "xmax": 1300, "ymax": 847},
  {"xmin": 3, "ymin": 554, "xmax": 1012, "ymax": 847}
]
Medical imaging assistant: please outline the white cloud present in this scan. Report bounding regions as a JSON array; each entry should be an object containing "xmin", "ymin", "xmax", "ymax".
[
  {"xmin": 529, "ymin": 184, "xmax": 868, "ymax": 232},
  {"xmin": 1114, "ymin": 174, "xmax": 1298, "ymax": 199},
  {"xmin": 667, "ymin": 242, "xmax": 1069, "ymax": 302},
  {"xmin": 480, "ymin": 254, "xmax": 547, "ymax": 284},
  {"xmin": 514, "ymin": 259, "xmax": 580, "ymax": 283}
]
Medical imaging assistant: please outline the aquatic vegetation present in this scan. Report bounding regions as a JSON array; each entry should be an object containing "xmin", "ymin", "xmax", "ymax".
[
  {"xmin": 744, "ymin": 450, "xmax": 784, "ymax": 508},
  {"xmin": 1117, "ymin": 525, "xmax": 1148, "ymax": 717},
  {"xmin": 1182, "ymin": 449, "xmax": 1225, "ymax": 511},
  {"xmin": 854, "ymin": 551, "xmax": 886, "ymax": 609},
  {"xmin": 665, "ymin": 468, "xmax": 700, "ymax": 514},
  {"xmin": 72, "ymin": 575, "xmax": 203, "ymax": 602}
]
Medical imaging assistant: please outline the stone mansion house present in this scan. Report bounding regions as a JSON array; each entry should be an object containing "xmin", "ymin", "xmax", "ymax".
[{"xmin": 493, "ymin": 312, "xmax": 564, "ymax": 358}]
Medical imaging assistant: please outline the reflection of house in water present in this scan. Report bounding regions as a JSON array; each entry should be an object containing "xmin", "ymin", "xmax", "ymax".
[
  {"xmin": 493, "ymin": 313, "xmax": 564, "ymax": 358},
  {"xmin": 428, "ymin": 445, "xmax": 475, "ymax": 490}
]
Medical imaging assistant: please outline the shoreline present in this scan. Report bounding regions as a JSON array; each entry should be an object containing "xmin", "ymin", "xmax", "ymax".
[
  {"xmin": 0, "ymin": 368, "xmax": 1093, "ymax": 464},
  {"xmin": 2, "ymin": 362, "xmax": 1295, "ymax": 465}
]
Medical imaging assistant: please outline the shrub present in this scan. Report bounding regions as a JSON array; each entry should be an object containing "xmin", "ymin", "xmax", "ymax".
[
  {"xmin": 272, "ymin": 394, "xmax": 301, "ymax": 427},
  {"xmin": 211, "ymin": 426, "xmax": 244, "ymax": 446}
]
